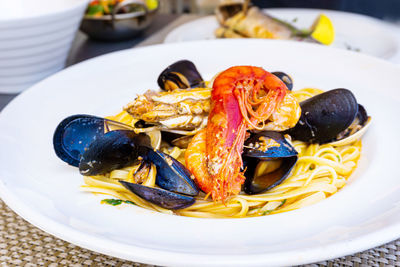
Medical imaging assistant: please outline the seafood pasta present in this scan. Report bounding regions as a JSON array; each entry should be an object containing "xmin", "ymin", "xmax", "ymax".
[{"xmin": 53, "ymin": 61, "xmax": 370, "ymax": 218}]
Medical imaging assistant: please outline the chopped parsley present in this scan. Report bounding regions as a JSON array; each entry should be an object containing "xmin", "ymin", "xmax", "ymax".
[
  {"xmin": 262, "ymin": 210, "xmax": 272, "ymax": 215},
  {"xmin": 278, "ymin": 199, "xmax": 287, "ymax": 208},
  {"xmin": 262, "ymin": 200, "xmax": 286, "ymax": 216},
  {"xmin": 101, "ymin": 199, "xmax": 136, "ymax": 206}
]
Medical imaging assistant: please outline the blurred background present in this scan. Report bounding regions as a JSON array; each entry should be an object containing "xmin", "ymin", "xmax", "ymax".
[{"xmin": 159, "ymin": 0, "xmax": 400, "ymax": 21}]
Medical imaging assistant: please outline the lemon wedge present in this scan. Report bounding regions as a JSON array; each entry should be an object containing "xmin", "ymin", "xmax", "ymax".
[
  {"xmin": 145, "ymin": 0, "xmax": 158, "ymax": 10},
  {"xmin": 310, "ymin": 14, "xmax": 335, "ymax": 45}
]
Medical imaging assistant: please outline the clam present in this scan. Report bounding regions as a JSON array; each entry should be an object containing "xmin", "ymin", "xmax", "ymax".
[
  {"xmin": 286, "ymin": 88, "xmax": 368, "ymax": 144},
  {"xmin": 157, "ymin": 60, "xmax": 205, "ymax": 91},
  {"xmin": 243, "ymin": 131, "xmax": 298, "ymax": 195}
]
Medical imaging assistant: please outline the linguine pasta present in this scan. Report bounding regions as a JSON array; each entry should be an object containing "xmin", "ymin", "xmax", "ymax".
[{"xmin": 80, "ymin": 88, "xmax": 361, "ymax": 218}]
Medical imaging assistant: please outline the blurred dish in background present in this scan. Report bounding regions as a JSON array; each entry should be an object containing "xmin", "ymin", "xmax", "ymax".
[
  {"xmin": 85, "ymin": 0, "xmax": 158, "ymax": 16},
  {"xmin": 164, "ymin": 8, "xmax": 400, "ymax": 61},
  {"xmin": 80, "ymin": 0, "xmax": 159, "ymax": 41},
  {"xmin": 215, "ymin": 0, "xmax": 335, "ymax": 45},
  {"xmin": 0, "ymin": 0, "xmax": 89, "ymax": 94}
]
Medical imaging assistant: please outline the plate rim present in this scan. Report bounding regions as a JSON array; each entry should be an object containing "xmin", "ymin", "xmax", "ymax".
[{"xmin": 1, "ymin": 39, "xmax": 400, "ymax": 266}]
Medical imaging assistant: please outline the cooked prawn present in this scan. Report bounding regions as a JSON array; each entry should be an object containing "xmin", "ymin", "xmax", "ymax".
[{"xmin": 186, "ymin": 66, "xmax": 300, "ymax": 202}]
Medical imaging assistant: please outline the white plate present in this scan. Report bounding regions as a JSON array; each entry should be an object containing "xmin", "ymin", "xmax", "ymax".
[
  {"xmin": 164, "ymin": 9, "xmax": 400, "ymax": 62},
  {"xmin": 1, "ymin": 40, "xmax": 400, "ymax": 266}
]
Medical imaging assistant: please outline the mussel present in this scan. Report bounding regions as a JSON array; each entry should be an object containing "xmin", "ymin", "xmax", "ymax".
[
  {"xmin": 330, "ymin": 104, "xmax": 371, "ymax": 146},
  {"xmin": 79, "ymin": 130, "xmax": 150, "ymax": 176},
  {"xmin": 53, "ymin": 114, "xmax": 199, "ymax": 209},
  {"xmin": 157, "ymin": 60, "xmax": 205, "ymax": 91},
  {"xmin": 53, "ymin": 114, "xmax": 133, "ymax": 167},
  {"xmin": 139, "ymin": 146, "xmax": 198, "ymax": 195},
  {"xmin": 272, "ymin": 71, "xmax": 293, "ymax": 91},
  {"xmin": 160, "ymin": 131, "xmax": 193, "ymax": 149},
  {"xmin": 286, "ymin": 88, "xmax": 370, "ymax": 144},
  {"xmin": 243, "ymin": 131, "xmax": 298, "ymax": 195},
  {"xmin": 120, "ymin": 182, "xmax": 195, "ymax": 210}
]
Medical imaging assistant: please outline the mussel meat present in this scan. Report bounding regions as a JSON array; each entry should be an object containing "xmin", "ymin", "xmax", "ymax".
[
  {"xmin": 157, "ymin": 60, "xmax": 205, "ymax": 91},
  {"xmin": 243, "ymin": 131, "xmax": 298, "ymax": 195},
  {"xmin": 287, "ymin": 88, "xmax": 361, "ymax": 144},
  {"xmin": 140, "ymin": 146, "xmax": 198, "ymax": 196}
]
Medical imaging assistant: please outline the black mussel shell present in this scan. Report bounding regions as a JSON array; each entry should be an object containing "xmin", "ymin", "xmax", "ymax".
[
  {"xmin": 140, "ymin": 146, "xmax": 199, "ymax": 196},
  {"xmin": 335, "ymin": 104, "xmax": 369, "ymax": 141},
  {"xmin": 160, "ymin": 131, "xmax": 183, "ymax": 145},
  {"xmin": 157, "ymin": 60, "xmax": 205, "ymax": 91},
  {"xmin": 161, "ymin": 131, "xmax": 193, "ymax": 149},
  {"xmin": 357, "ymin": 104, "xmax": 368, "ymax": 126},
  {"xmin": 243, "ymin": 131, "xmax": 298, "ymax": 195},
  {"xmin": 79, "ymin": 130, "xmax": 150, "ymax": 176},
  {"xmin": 272, "ymin": 71, "xmax": 293, "ymax": 91},
  {"xmin": 134, "ymin": 119, "xmax": 156, "ymax": 129},
  {"xmin": 53, "ymin": 114, "xmax": 133, "ymax": 167},
  {"xmin": 286, "ymin": 89, "xmax": 358, "ymax": 144},
  {"xmin": 120, "ymin": 181, "xmax": 195, "ymax": 210}
]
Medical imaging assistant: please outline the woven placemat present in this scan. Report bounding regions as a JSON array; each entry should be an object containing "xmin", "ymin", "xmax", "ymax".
[{"xmin": 1, "ymin": 199, "xmax": 399, "ymax": 266}]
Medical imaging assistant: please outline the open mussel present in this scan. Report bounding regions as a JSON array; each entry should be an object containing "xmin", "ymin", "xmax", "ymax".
[
  {"xmin": 53, "ymin": 114, "xmax": 133, "ymax": 167},
  {"xmin": 160, "ymin": 131, "xmax": 193, "ymax": 149},
  {"xmin": 286, "ymin": 88, "xmax": 370, "ymax": 144},
  {"xmin": 243, "ymin": 131, "xmax": 298, "ymax": 195},
  {"xmin": 330, "ymin": 104, "xmax": 371, "ymax": 146},
  {"xmin": 79, "ymin": 130, "xmax": 150, "ymax": 175},
  {"xmin": 139, "ymin": 146, "xmax": 198, "ymax": 195},
  {"xmin": 75, "ymin": 128, "xmax": 198, "ymax": 195},
  {"xmin": 157, "ymin": 60, "xmax": 205, "ymax": 91}
]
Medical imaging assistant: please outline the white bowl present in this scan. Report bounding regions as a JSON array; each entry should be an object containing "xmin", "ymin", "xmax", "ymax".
[{"xmin": 0, "ymin": 0, "xmax": 89, "ymax": 94}]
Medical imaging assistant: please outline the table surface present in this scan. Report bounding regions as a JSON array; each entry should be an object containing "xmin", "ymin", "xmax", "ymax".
[{"xmin": 1, "ymin": 13, "xmax": 400, "ymax": 266}]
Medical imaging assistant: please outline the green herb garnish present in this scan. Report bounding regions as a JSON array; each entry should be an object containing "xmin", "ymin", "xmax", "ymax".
[
  {"xmin": 262, "ymin": 210, "xmax": 272, "ymax": 215},
  {"xmin": 278, "ymin": 199, "xmax": 286, "ymax": 208},
  {"xmin": 124, "ymin": 200, "xmax": 136, "ymax": 205},
  {"xmin": 102, "ymin": 199, "xmax": 123, "ymax": 206},
  {"xmin": 101, "ymin": 199, "xmax": 137, "ymax": 206}
]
